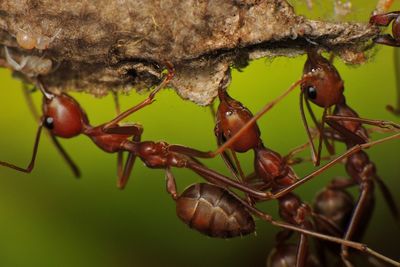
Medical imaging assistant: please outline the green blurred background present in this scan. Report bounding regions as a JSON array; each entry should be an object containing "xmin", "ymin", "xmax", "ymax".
[{"xmin": 0, "ymin": 1, "xmax": 399, "ymax": 266}]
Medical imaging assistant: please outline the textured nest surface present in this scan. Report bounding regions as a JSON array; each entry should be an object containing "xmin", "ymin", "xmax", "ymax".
[{"xmin": 0, "ymin": 0, "xmax": 381, "ymax": 105}]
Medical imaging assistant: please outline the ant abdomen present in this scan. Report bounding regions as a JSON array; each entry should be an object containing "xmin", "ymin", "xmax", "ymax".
[
  {"xmin": 176, "ymin": 183, "xmax": 255, "ymax": 238},
  {"xmin": 313, "ymin": 188, "xmax": 354, "ymax": 233},
  {"xmin": 267, "ymin": 243, "xmax": 322, "ymax": 267}
]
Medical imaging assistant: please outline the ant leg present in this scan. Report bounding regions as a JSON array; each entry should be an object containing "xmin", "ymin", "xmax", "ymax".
[
  {"xmin": 117, "ymin": 148, "xmax": 138, "ymax": 189},
  {"xmin": 270, "ymin": 132, "xmax": 400, "ymax": 199},
  {"xmin": 300, "ymin": 91, "xmax": 318, "ymax": 164},
  {"xmin": 103, "ymin": 125, "xmax": 143, "ymax": 189},
  {"xmin": 112, "ymin": 91, "xmax": 124, "ymax": 178},
  {"xmin": 325, "ymin": 115, "xmax": 400, "ymax": 130},
  {"xmin": 22, "ymin": 84, "xmax": 81, "ymax": 178},
  {"xmin": 230, "ymin": 150, "xmax": 246, "ymax": 180},
  {"xmin": 168, "ymin": 145, "xmax": 215, "ymax": 158},
  {"xmin": 340, "ymin": 180, "xmax": 374, "ymax": 267},
  {"xmin": 326, "ymin": 119, "xmax": 368, "ymax": 145},
  {"xmin": 315, "ymin": 108, "xmax": 328, "ymax": 166},
  {"xmin": 22, "ymin": 84, "xmax": 41, "ymax": 120},
  {"xmin": 296, "ymin": 233, "xmax": 309, "ymax": 267},
  {"xmin": 186, "ymin": 161, "xmax": 273, "ymax": 199},
  {"xmin": 165, "ymin": 168, "xmax": 178, "ymax": 200},
  {"xmin": 305, "ymin": 99, "xmax": 335, "ymax": 156},
  {"xmin": 230, "ymin": 190, "xmax": 400, "ymax": 266},
  {"xmin": 103, "ymin": 64, "xmax": 174, "ymax": 129},
  {"xmin": 387, "ymin": 49, "xmax": 400, "ymax": 115},
  {"xmin": 0, "ymin": 123, "xmax": 43, "ymax": 173},
  {"xmin": 48, "ymin": 134, "xmax": 81, "ymax": 177},
  {"xmin": 374, "ymin": 34, "xmax": 400, "ymax": 47},
  {"xmin": 214, "ymin": 132, "xmax": 242, "ymax": 180},
  {"xmin": 117, "ymin": 132, "xmax": 141, "ymax": 189},
  {"xmin": 374, "ymin": 175, "xmax": 400, "ymax": 223}
]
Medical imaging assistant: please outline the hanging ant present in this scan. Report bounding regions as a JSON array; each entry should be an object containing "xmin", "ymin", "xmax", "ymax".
[
  {"xmin": 370, "ymin": 11, "xmax": 400, "ymax": 47},
  {"xmin": 209, "ymin": 69, "xmax": 400, "ymax": 267},
  {"xmin": 370, "ymin": 9, "xmax": 400, "ymax": 115},
  {"xmin": 1, "ymin": 75, "xmax": 400, "ymax": 265},
  {"xmin": 312, "ymin": 102, "xmax": 400, "ymax": 267}
]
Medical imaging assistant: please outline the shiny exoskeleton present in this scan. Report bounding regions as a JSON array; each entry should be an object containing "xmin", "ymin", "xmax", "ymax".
[
  {"xmin": 295, "ymin": 51, "xmax": 400, "ymax": 266},
  {"xmin": 1, "ymin": 78, "xmax": 399, "ymax": 266},
  {"xmin": 370, "ymin": 11, "xmax": 400, "ymax": 47},
  {"xmin": 176, "ymin": 183, "xmax": 255, "ymax": 238},
  {"xmin": 313, "ymin": 188, "xmax": 356, "ymax": 266},
  {"xmin": 323, "ymin": 100, "xmax": 399, "ymax": 267},
  {"xmin": 212, "ymin": 72, "xmax": 330, "ymax": 267},
  {"xmin": 267, "ymin": 243, "xmax": 321, "ymax": 267},
  {"xmin": 370, "ymin": 11, "xmax": 400, "ymax": 115}
]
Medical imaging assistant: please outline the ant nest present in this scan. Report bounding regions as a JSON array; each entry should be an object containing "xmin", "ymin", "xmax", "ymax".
[{"xmin": 0, "ymin": 0, "xmax": 381, "ymax": 105}]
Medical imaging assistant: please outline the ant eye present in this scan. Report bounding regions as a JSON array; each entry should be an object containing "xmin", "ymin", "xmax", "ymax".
[
  {"xmin": 306, "ymin": 86, "xmax": 317, "ymax": 99},
  {"xmin": 44, "ymin": 116, "xmax": 55, "ymax": 129}
]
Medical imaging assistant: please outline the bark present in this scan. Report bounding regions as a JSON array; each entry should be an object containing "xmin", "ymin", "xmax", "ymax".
[{"xmin": 0, "ymin": 0, "xmax": 381, "ymax": 105}]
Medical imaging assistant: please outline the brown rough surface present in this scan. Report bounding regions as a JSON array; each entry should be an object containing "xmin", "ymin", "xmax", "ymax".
[{"xmin": 0, "ymin": 0, "xmax": 380, "ymax": 105}]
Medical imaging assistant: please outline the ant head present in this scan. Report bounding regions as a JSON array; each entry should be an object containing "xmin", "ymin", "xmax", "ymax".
[
  {"xmin": 42, "ymin": 94, "xmax": 89, "ymax": 138},
  {"xmin": 301, "ymin": 50, "xmax": 344, "ymax": 108}
]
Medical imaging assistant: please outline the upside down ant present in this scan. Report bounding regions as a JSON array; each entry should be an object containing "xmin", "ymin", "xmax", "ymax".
[
  {"xmin": 370, "ymin": 8, "xmax": 400, "ymax": 115},
  {"xmin": 208, "ymin": 68, "xmax": 400, "ymax": 266},
  {"xmin": 1, "ymin": 73, "xmax": 399, "ymax": 265}
]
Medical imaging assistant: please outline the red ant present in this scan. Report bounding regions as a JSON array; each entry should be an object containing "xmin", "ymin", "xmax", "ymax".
[
  {"xmin": 209, "ymin": 69, "xmax": 400, "ymax": 266},
  {"xmin": 318, "ymin": 103, "xmax": 400, "ymax": 267},
  {"xmin": 370, "ymin": 11, "xmax": 400, "ymax": 47},
  {"xmin": 370, "ymin": 10, "xmax": 400, "ymax": 115},
  {"xmin": 296, "ymin": 49, "xmax": 400, "ymax": 266},
  {"xmin": 1, "ymin": 76, "xmax": 399, "ymax": 265}
]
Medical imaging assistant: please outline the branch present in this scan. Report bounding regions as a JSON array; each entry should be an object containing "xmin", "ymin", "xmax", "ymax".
[{"xmin": 0, "ymin": 0, "xmax": 380, "ymax": 105}]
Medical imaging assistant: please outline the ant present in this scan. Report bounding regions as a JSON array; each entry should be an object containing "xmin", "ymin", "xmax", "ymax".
[
  {"xmin": 317, "ymin": 103, "xmax": 400, "ymax": 267},
  {"xmin": 370, "ymin": 9, "xmax": 400, "ymax": 115},
  {"xmin": 0, "ymin": 80, "xmax": 395, "ymax": 261},
  {"xmin": 210, "ymin": 69, "xmax": 399, "ymax": 266},
  {"xmin": 2, "ymin": 75, "xmax": 400, "ymax": 265}
]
